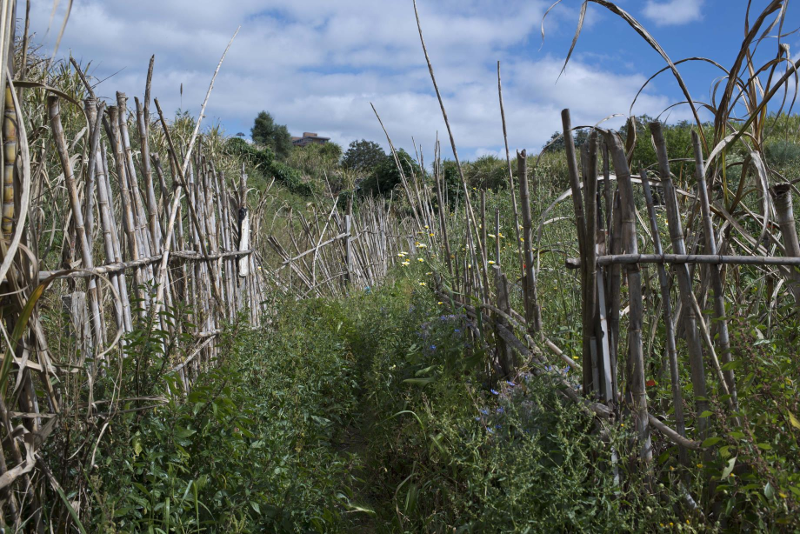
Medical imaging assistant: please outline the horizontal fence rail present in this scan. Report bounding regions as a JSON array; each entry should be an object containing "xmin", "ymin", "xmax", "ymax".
[{"xmin": 597, "ymin": 253, "xmax": 800, "ymax": 266}]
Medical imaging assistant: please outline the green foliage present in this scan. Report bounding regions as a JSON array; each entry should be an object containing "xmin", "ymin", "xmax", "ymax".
[
  {"xmin": 226, "ymin": 137, "xmax": 315, "ymax": 197},
  {"xmin": 357, "ymin": 149, "xmax": 421, "ymax": 198},
  {"xmin": 765, "ymin": 139, "xmax": 800, "ymax": 173},
  {"xmin": 88, "ymin": 303, "xmax": 361, "ymax": 533},
  {"xmin": 286, "ymin": 142, "xmax": 346, "ymax": 193},
  {"xmin": 251, "ymin": 111, "xmax": 293, "ymax": 160},
  {"xmin": 463, "ymin": 154, "xmax": 509, "ymax": 191},
  {"xmin": 342, "ymin": 139, "xmax": 386, "ymax": 174}
]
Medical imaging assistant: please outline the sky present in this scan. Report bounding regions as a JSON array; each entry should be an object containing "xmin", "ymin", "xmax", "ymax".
[{"xmin": 27, "ymin": 0, "xmax": 800, "ymax": 161}]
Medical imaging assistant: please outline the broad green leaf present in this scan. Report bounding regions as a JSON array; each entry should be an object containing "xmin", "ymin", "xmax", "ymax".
[
  {"xmin": 788, "ymin": 411, "xmax": 800, "ymax": 430},
  {"xmin": 721, "ymin": 457, "xmax": 736, "ymax": 480},
  {"xmin": 403, "ymin": 377, "xmax": 435, "ymax": 386},
  {"xmin": 701, "ymin": 437, "xmax": 722, "ymax": 448}
]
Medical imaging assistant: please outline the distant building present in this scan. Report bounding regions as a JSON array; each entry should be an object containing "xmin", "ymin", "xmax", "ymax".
[{"xmin": 291, "ymin": 132, "xmax": 330, "ymax": 147}]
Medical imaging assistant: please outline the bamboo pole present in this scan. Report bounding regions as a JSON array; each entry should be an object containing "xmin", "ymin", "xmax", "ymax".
[
  {"xmin": 598, "ymin": 253, "xmax": 800, "ymax": 266},
  {"xmin": 692, "ymin": 130, "xmax": 737, "ymax": 403},
  {"xmin": 769, "ymin": 183, "xmax": 800, "ymax": 308},
  {"xmin": 651, "ymin": 121, "xmax": 709, "ymax": 439},
  {"xmin": 583, "ymin": 132, "xmax": 599, "ymax": 396},
  {"xmin": 99, "ymin": 140, "xmax": 134, "ymax": 332},
  {"xmin": 640, "ymin": 168, "xmax": 687, "ymax": 461},
  {"xmin": 1, "ymin": 85, "xmax": 14, "ymax": 236},
  {"xmin": 497, "ymin": 61, "xmax": 524, "ymax": 276},
  {"xmin": 608, "ymin": 191, "xmax": 622, "ymax": 395},
  {"xmin": 117, "ymin": 92, "xmax": 153, "ymax": 265},
  {"xmin": 433, "ymin": 144, "xmax": 454, "ymax": 279},
  {"xmin": 606, "ymin": 131, "xmax": 652, "ymax": 462},
  {"xmin": 48, "ymin": 96, "xmax": 105, "ymax": 359},
  {"xmin": 517, "ymin": 149, "xmax": 542, "ymax": 333}
]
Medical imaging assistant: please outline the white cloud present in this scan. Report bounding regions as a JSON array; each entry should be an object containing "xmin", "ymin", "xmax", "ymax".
[
  {"xmin": 28, "ymin": 0, "xmax": 688, "ymax": 159},
  {"xmin": 642, "ymin": 0, "xmax": 704, "ymax": 27}
]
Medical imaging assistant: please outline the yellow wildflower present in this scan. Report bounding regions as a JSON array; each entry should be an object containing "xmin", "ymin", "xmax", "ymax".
[
  {"xmin": 418, "ymin": 258, "xmax": 424, "ymax": 262},
  {"xmin": 437, "ymin": 301, "xmax": 443, "ymax": 305},
  {"xmin": 488, "ymin": 260, "xmax": 495, "ymax": 265}
]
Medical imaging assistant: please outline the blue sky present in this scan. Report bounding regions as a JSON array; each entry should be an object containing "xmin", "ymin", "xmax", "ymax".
[{"xmin": 29, "ymin": 0, "xmax": 800, "ymax": 161}]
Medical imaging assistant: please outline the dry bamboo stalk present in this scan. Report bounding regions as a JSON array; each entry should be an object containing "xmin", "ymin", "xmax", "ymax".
[
  {"xmin": 517, "ymin": 150, "xmax": 542, "ymax": 333},
  {"xmin": 83, "ymin": 98, "xmax": 100, "ymax": 247},
  {"xmin": 598, "ymin": 253, "xmax": 800, "ymax": 266},
  {"xmin": 769, "ymin": 183, "xmax": 800, "ymax": 307},
  {"xmin": 480, "ymin": 190, "xmax": 489, "ymax": 302},
  {"xmin": 692, "ymin": 131, "xmax": 737, "ymax": 403},
  {"xmin": 497, "ymin": 61, "xmax": 524, "ymax": 275},
  {"xmin": 117, "ymin": 93, "xmax": 153, "ymax": 263},
  {"xmin": 88, "ymin": 99, "xmax": 126, "ymax": 335},
  {"xmin": 412, "ymin": 0, "xmax": 488, "ymax": 282},
  {"xmin": 640, "ymin": 168, "xmax": 688, "ymax": 457},
  {"xmin": 651, "ymin": 121, "xmax": 709, "ymax": 439},
  {"xmin": 136, "ymin": 96, "xmax": 161, "ymax": 252},
  {"xmin": 99, "ymin": 140, "xmax": 134, "ymax": 332},
  {"xmin": 608, "ymin": 190, "xmax": 621, "ymax": 392},
  {"xmin": 494, "ymin": 265, "xmax": 514, "ymax": 376},
  {"xmin": 606, "ymin": 131, "xmax": 652, "ymax": 461},
  {"xmin": 2, "ymin": 85, "xmax": 15, "ymax": 236},
  {"xmin": 151, "ymin": 28, "xmax": 239, "ymax": 320},
  {"xmin": 109, "ymin": 106, "xmax": 149, "ymax": 317},
  {"xmin": 108, "ymin": 109, "xmax": 141, "ymax": 264},
  {"xmin": 433, "ymin": 147, "xmax": 454, "ymax": 279},
  {"xmin": 582, "ymin": 132, "xmax": 599, "ymax": 396},
  {"xmin": 495, "ymin": 208, "xmax": 501, "ymax": 263},
  {"xmin": 48, "ymin": 96, "xmax": 105, "ymax": 356}
]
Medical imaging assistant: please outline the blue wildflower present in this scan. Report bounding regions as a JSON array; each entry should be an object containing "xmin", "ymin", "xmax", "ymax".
[
  {"xmin": 490, "ymin": 389, "xmax": 499, "ymax": 395},
  {"xmin": 506, "ymin": 380, "xmax": 516, "ymax": 387},
  {"xmin": 480, "ymin": 409, "xmax": 489, "ymax": 415},
  {"xmin": 496, "ymin": 407, "xmax": 505, "ymax": 414}
]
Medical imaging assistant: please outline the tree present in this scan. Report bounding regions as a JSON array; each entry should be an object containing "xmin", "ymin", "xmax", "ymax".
[
  {"xmin": 357, "ymin": 149, "xmax": 421, "ymax": 198},
  {"xmin": 251, "ymin": 111, "xmax": 293, "ymax": 160},
  {"xmin": 342, "ymin": 140, "xmax": 386, "ymax": 173}
]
